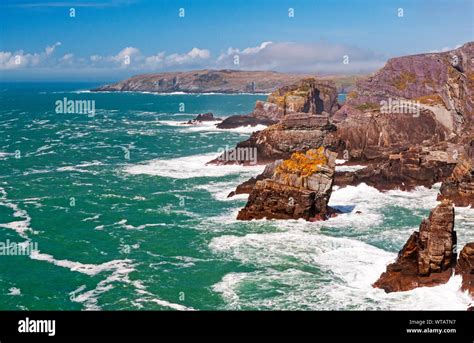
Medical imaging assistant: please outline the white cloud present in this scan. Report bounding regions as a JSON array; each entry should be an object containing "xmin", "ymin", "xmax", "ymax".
[
  {"xmin": 0, "ymin": 41, "xmax": 62, "ymax": 70},
  {"xmin": 429, "ymin": 44, "xmax": 463, "ymax": 53},
  {"xmin": 45, "ymin": 42, "xmax": 61, "ymax": 56},
  {"xmin": 0, "ymin": 41, "xmax": 384, "ymax": 75},
  {"xmin": 216, "ymin": 41, "xmax": 385, "ymax": 74}
]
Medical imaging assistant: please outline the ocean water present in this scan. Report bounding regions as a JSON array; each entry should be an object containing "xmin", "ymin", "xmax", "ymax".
[{"xmin": 0, "ymin": 83, "xmax": 472, "ymax": 310}]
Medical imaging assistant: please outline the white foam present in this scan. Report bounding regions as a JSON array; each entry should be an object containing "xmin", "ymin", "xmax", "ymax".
[
  {"xmin": 0, "ymin": 188, "xmax": 33, "ymax": 238},
  {"xmin": 124, "ymin": 153, "xmax": 264, "ymax": 179},
  {"xmin": 210, "ymin": 226, "xmax": 471, "ymax": 310},
  {"xmin": 57, "ymin": 161, "xmax": 103, "ymax": 173},
  {"xmin": 115, "ymin": 219, "xmax": 165, "ymax": 230},
  {"xmin": 157, "ymin": 119, "xmax": 267, "ymax": 134},
  {"xmin": 135, "ymin": 289, "xmax": 196, "ymax": 311},
  {"xmin": 209, "ymin": 183, "xmax": 471, "ymax": 310},
  {"xmin": 195, "ymin": 181, "xmax": 249, "ymax": 201},
  {"xmin": 8, "ymin": 287, "xmax": 21, "ymax": 296},
  {"xmin": 30, "ymin": 251, "xmax": 134, "ymax": 276}
]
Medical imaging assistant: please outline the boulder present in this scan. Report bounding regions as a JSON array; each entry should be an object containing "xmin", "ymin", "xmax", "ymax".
[
  {"xmin": 237, "ymin": 148, "xmax": 337, "ymax": 221},
  {"xmin": 185, "ymin": 112, "xmax": 222, "ymax": 124},
  {"xmin": 373, "ymin": 201, "xmax": 457, "ymax": 292},
  {"xmin": 216, "ymin": 115, "xmax": 275, "ymax": 129}
]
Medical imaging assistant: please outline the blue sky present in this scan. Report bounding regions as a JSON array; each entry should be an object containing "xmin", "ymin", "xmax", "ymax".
[{"xmin": 1, "ymin": 0, "xmax": 473, "ymax": 81}]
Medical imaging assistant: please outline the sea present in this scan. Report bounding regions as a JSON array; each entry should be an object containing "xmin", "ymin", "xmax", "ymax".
[{"xmin": 0, "ymin": 82, "xmax": 472, "ymax": 310}]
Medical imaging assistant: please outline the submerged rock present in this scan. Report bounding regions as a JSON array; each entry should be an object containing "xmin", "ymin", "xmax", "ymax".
[
  {"xmin": 455, "ymin": 242, "xmax": 474, "ymax": 296},
  {"xmin": 237, "ymin": 148, "xmax": 337, "ymax": 221},
  {"xmin": 373, "ymin": 201, "xmax": 457, "ymax": 293}
]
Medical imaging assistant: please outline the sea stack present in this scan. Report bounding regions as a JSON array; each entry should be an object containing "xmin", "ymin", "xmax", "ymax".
[
  {"xmin": 373, "ymin": 200, "xmax": 457, "ymax": 293},
  {"xmin": 237, "ymin": 147, "xmax": 337, "ymax": 221},
  {"xmin": 455, "ymin": 242, "xmax": 474, "ymax": 296}
]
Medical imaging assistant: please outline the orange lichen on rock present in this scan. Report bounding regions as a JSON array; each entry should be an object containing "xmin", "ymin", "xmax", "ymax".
[{"xmin": 275, "ymin": 147, "xmax": 328, "ymax": 178}]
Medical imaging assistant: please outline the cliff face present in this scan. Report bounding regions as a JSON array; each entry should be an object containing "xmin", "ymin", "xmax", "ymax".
[
  {"xmin": 229, "ymin": 114, "xmax": 337, "ymax": 164},
  {"xmin": 92, "ymin": 70, "xmax": 308, "ymax": 94},
  {"xmin": 216, "ymin": 77, "xmax": 339, "ymax": 128},
  {"xmin": 344, "ymin": 42, "xmax": 474, "ymax": 133},
  {"xmin": 437, "ymin": 140, "xmax": 474, "ymax": 206},
  {"xmin": 256, "ymin": 78, "xmax": 339, "ymax": 119}
]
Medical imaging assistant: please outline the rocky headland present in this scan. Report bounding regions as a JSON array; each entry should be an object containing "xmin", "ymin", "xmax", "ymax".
[
  {"xmin": 92, "ymin": 70, "xmax": 309, "ymax": 94},
  {"xmin": 224, "ymin": 42, "xmax": 473, "ymax": 199}
]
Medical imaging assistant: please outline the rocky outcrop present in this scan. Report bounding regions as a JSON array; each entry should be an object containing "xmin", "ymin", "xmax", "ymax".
[
  {"xmin": 333, "ymin": 108, "xmax": 451, "ymax": 162},
  {"xmin": 335, "ymin": 145, "xmax": 458, "ymax": 191},
  {"xmin": 215, "ymin": 114, "xmax": 276, "ymax": 129},
  {"xmin": 455, "ymin": 243, "xmax": 474, "ymax": 296},
  {"xmin": 217, "ymin": 78, "xmax": 340, "ymax": 129},
  {"xmin": 184, "ymin": 112, "xmax": 221, "ymax": 124},
  {"xmin": 228, "ymin": 160, "xmax": 280, "ymax": 197},
  {"xmin": 373, "ymin": 201, "xmax": 457, "ymax": 293},
  {"xmin": 213, "ymin": 113, "xmax": 337, "ymax": 164},
  {"xmin": 92, "ymin": 70, "xmax": 308, "ymax": 94},
  {"xmin": 437, "ymin": 150, "xmax": 474, "ymax": 207},
  {"xmin": 260, "ymin": 78, "xmax": 339, "ymax": 119},
  {"xmin": 237, "ymin": 148, "xmax": 337, "ymax": 221}
]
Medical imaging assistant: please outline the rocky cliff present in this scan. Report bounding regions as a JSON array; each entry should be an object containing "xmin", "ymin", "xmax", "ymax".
[
  {"xmin": 373, "ymin": 201, "xmax": 457, "ymax": 293},
  {"xmin": 237, "ymin": 148, "xmax": 337, "ymax": 221},
  {"xmin": 342, "ymin": 42, "xmax": 474, "ymax": 133},
  {"xmin": 216, "ymin": 78, "xmax": 339, "ymax": 128},
  {"xmin": 456, "ymin": 243, "xmax": 474, "ymax": 296},
  {"xmin": 92, "ymin": 70, "xmax": 308, "ymax": 94},
  {"xmin": 437, "ymin": 140, "xmax": 474, "ymax": 206}
]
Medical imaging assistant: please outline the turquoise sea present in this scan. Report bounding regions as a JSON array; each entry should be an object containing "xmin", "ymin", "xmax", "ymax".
[{"xmin": 0, "ymin": 83, "xmax": 472, "ymax": 310}]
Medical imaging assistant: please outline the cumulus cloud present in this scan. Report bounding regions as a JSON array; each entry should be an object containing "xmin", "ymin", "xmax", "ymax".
[
  {"xmin": 87, "ymin": 46, "xmax": 210, "ymax": 69},
  {"xmin": 0, "ymin": 41, "xmax": 62, "ymax": 70},
  {"xmin": 1, "ymin": 41, "xmax": 384, "ymax": 75},
  {"xmin": 216, "ymin": 41, "xmax": 385, "ymax": 74}
]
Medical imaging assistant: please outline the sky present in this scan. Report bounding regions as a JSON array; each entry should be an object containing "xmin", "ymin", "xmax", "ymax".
[{"xmin": 0, "ymin": 0, "xmax": 473, "ymax": 81}]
